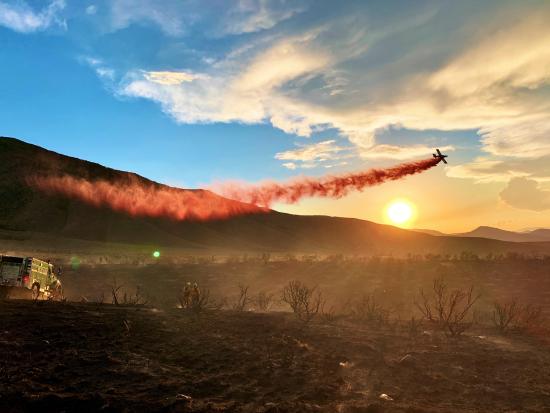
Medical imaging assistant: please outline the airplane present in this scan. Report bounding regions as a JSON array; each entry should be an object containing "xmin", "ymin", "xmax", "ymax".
[{"xmin": 433, "ymin": 148, "xmax": 448, "ymax": 164}]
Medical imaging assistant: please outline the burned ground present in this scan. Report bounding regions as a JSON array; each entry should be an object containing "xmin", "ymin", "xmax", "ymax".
[
  {"xmin": 1, "ymin": 300, "xmax": 550, "ymax": 412},
  {"xmin": 57, "ymin": 256, "xmax": 550, "ymax": 318},
  {"xmin": 2, "ymin": 254, "xmax": 550, "ymax": 412}
]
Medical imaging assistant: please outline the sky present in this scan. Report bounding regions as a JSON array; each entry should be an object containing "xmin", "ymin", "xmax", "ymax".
[{"xmin": 0, "ymin": 0, "xmax": 549, "ymax": 233}]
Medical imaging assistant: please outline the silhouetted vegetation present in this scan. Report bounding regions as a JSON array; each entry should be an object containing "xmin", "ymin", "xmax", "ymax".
[
  {"xmin": 347, "ymin": 294, "xmax": 391, "ymax": 327},
  {"xmin": 492, "ymin": 301, "xmax": 520, "ymax": 333},
  {"xmin": 255, "ymin": 291, "xmax": 274, "ymax": 312},
  {"xmin": 109, "ymin": 278, "xmax": 148, "ymax": 306},
  {"xmin": 281, "ymin": 280, "xmax": 323, "ymax": 324},
  {"xmin": 415, "ymin": 278, "xmax": 479, "ymax": 337},
  {"xmin": 232, "ymin": 284, "xmax": 251, "ymax": 311}
]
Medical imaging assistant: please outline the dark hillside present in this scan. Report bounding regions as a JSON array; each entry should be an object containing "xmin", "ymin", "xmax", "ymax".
[{"xmin": 2, "ymin": 137, "xmax": 550, "ymax": 255}]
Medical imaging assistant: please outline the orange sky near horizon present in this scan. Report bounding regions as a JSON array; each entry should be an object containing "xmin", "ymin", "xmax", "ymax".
[{"xmin": 276, "ymin": 166, "xmax": 549, "ymax": 233}]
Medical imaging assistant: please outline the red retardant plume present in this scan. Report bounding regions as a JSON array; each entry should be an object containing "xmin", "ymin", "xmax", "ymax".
[
  {"xmin": 218, "ymin": 158, "xmax": 441, "ymax": 207},
  {"xmin": 27, "ymin": 175, "xmax": 267, "ymax": 221},
  {"xmin": 28, "ymin": 158, "xmax": 440, "ymax": 221}
]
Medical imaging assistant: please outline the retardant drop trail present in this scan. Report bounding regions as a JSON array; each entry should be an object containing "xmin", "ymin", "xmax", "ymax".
[
  {"xmin": 27, "ymin": 157, "xmax": 441, "ymax": 221},
  {"xmin": 217, "ymin": 157, "xmax": 441, "ymax": 206},
  {"xmin": 27, "ymin": 175, "xmax": 266, "ymax": 221}
]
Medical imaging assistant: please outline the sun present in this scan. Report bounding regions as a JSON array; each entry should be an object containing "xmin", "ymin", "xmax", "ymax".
[{"xmin": 386, "ymin": 199, "xmax": 415, "ymax": 227}]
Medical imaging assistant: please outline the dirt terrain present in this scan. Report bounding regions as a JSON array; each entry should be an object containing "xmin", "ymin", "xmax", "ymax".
[{"xmin": 1, "ymin": 300, "xmax": 550, "ymax": 412}]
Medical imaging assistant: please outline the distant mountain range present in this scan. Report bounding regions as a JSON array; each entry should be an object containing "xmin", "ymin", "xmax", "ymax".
[
  {"xmin": 414, "ymin": 226, "xmax": 550, "ymax": 243},
  {"xmin": 2, "ymin": 136, "xmax": 550, "ymax": 255}
]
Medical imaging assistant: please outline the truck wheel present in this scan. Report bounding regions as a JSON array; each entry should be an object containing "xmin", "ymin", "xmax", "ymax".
[{"xmin": 31, "ymin": 283, "xmax": 40, "ymax": 300}]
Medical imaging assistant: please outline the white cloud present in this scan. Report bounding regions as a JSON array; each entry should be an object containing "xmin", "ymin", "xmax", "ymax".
[
  {"xmin": 108, "ymin": 0, "xmax": 189, "ymax": 36},
  {"xmin": 82, "ymin": 56, "xmax": 115, "ymax": 80},
  {"xmin": 143, "ymin": 71, "xmax": 199, "ymax": 85},
  {"xmin": 429, "ymin": 14, "xmax": 550, "ymax": 97},
  {"xmin": 223, "ymin": 0, "xmax": 306, "ymax": 35},
  {"xmin": 275, "ymin": 139, "xmax": 348, "ymax": 167},
  {"xmin": 122, "ymin": 32, "xmax": 330, "ymax": 128},
  {"xmin": 84, "ymin": 57, "xmax": 101, "ymax": 66},
  {"xmin": 96, "ymin": 67, "xmax": 115, "ymax": 80},
  {"xmin": 86, "ymin": 5, "xmax": 97, "ymax": 15},
  {"xmin": 106, "ymin": 1, "xmax": 550, "ymax": 184},
  {"xmin": 479, "ymin": 117, "xmax": 550, "ymax": 159},
  {"xmin": 448, "ymin": 155, "xmax": 550, "ymax": 183},
  {"xmin": 324, "ymin": 161, "xmax": 348, "ymax": 169},
  {"xmin": 360, "ymin": 144, "xmax": 454, "ymax": 161},
  {"xmin": 120, "ymin": 7, "xmax": 549, "ymax": 154},
  {"xmin": 0, "ymin": 0, "xmax": 66, "ymax": 33},
  {"xmin": 500, "ymin": 178, "xmax": 550, "ymax": 211},
  {"xmin": 425, "ymin": 11, "xmax": 550, "ymax": 164},
  {"xmin": 447, "ymin": 159, "xmax": 521, "ymax": 184},
  {"xmin": 105, "ymin": 0, "xmax": 306, "ymax": 37}
]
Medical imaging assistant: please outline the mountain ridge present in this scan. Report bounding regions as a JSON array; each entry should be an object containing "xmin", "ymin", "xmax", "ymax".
[
  {"xmin": 414, "ymin": 225, "xmax": 550, "ymax": 243},
  {"xmin": 2, "ymin": 136, "xmax": 550, "ymax": 255}
]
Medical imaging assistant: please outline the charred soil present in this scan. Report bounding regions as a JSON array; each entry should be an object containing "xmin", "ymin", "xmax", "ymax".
[{"xmin": 1, "ymin": 300, "xmax": 550, "ymax": 412}]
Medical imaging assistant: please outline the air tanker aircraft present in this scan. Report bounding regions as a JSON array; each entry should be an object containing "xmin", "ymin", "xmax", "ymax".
[{"xmin": 433, "ymin": 149, "xmax": 448, "ymax": 164}]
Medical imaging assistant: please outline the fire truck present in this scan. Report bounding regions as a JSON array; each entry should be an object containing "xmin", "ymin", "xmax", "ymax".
[{"xmin": 0, "ymin": 256, "xmax": 62, "ymax": 300}]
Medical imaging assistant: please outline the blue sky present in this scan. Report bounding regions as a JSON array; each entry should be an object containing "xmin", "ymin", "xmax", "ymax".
[{"xmin": 1, "ymin": 0, "xmax": 549, "ymax": 231}]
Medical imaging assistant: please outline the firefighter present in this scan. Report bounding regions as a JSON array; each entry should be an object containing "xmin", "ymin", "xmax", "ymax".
[
  {"xmin": 182, "ymin": 282, "xmax": 192, "ymax": 308},
  {"xmin": 49, "ymin": 278, "xmax": 63, "ymax": 301},
  {"xmin": 190, "ymin": 282, "xmax": 201, "ymax": 307}
]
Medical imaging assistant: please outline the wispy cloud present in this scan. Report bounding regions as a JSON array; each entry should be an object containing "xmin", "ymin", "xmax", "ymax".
[
  {"xmin": 84, "ymin": 0, "xmax": 550, "ymax": 190},
  {"xmin": 0, "ymin": 0, "xmax": 66, "ymax": 33},
  {"xmin": 360, "ymin": 145, "xmax": 454, "ymax": 161},
  {"xmin": 86, "ymin": 5, "xmax": 97, "ymax": 15},
  {"xmin": 275, "ymin": 140, "xmax": 345, "ymax": 162},
  {"xmin": 121, "ymin": 31, "xmax": 330, "ymax": 130},
  {"xmin": 448, "ymin": 156, "xmax": 550, "ymax": 183},
  {"xmin": 108, "ymin": 0, "xmax": 190, "ymax": 36},
  {"xmin": 143, "ymin": 71, "xmax": 200, "ymax": 85},
  {"xmin": 222, "ymin": 0, "xmax": 307, "ymax": 35},
  {"xmin": 500, "ymin": 178, "xmax": 550, "ymax": 211},
  {"xmin": 275, "ymin": 139, "xmax": 350, "ymax": 169},
  {"xmin": 81, "ymin": 56, "xmax": 115, "ymax": 80},
  {"xmin": 118, "ymin": 4, "xmax": 550, "ymax": 162},
  {"xmin": 105, "ymin": 0, "xmax": 306, "ymax": 37}
]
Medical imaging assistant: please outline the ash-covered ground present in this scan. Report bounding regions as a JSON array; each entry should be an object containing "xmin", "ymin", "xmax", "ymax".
[{"xmin": 1, "ymin": 300, "xmax": 550, "ymax": 413}]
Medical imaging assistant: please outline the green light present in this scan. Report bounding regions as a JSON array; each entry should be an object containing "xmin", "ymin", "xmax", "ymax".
[
  {"xmin": 70, "ymin": 256, "xmax": 81, "ymax": 270},
  {"xmin": 153, "ymin": 251, "xmax": 160, "ymax": 258}
]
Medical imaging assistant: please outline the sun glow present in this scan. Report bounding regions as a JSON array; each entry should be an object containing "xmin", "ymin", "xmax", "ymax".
[{"xmin": 386, "ymin": 199, "xmax": 415, "ymax": 227}]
